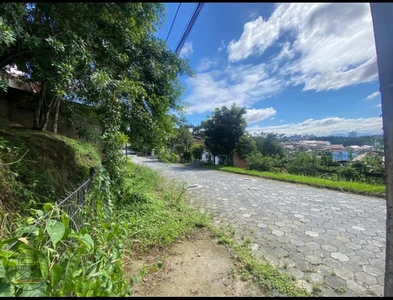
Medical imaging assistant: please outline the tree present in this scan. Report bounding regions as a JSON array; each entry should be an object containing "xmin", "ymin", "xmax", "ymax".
[
  {"xmin": 0, "ymin": 3, "xmax": 192, "ymax": 136},
  {"xmin": 235, "ymin": 134, "xmax": 257, "ymax": 159},
  {"xmin": 190, "ymin": 143, "xmax": 204, "ymax": 161},
  {"xmin": 0, "ymin": 3, "xmax": 193, "ymax": 180},
  {"xmin": 201, "ymin": 103, "xmax": 247, "ymax": 164},
  {"xmin": 253, "ymin": 132, "xmax": 285, "ymax": 158},
  {"xmin": 168, "ymin": 125, "xmax": 194, "ymax": 162}
]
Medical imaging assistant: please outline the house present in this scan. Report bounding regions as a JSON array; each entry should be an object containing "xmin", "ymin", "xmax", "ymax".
[{"xmin": 1, "ymin": 64, "xmax": 40, "ymax": 94}]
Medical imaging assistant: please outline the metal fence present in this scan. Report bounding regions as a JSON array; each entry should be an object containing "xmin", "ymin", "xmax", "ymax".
[
  {"xmin": 56, "ymin": 176, "xmax": 94, "ymax": 232},
  {"xmin": 6, "ymin": 174, "xmax": 95, "ymax": 251}
]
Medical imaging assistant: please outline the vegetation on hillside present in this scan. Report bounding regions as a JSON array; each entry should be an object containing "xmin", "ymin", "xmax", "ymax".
[
  {"xmin": 0, "ymin": 118, "xmax": 100, "ymax": 215},
  {"xmin": 0, "ymin": 119, "xmax": 209, "ymax": 296}
]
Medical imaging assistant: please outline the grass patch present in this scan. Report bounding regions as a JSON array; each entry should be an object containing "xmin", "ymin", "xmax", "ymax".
[
  {"xmin": 203, "ymin": 165, "xmax": 385, "ymax": 198},
  {"xmin": 117, "ymin": 161, "xmax": 210, "ymax": 254}
]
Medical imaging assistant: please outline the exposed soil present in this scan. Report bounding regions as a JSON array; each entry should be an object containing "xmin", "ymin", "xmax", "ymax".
[{"xmin": 123, "ymin": 227, "xmax": 267, "ymax": 297}]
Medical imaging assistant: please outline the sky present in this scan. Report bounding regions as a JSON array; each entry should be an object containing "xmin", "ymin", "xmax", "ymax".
[{"xmin": 155, "ymin": 3, "xmax": 383, "ymax": 137}]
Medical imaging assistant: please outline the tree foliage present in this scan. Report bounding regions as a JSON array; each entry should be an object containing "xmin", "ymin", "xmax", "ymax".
[
  {"xmin": 0, "ymin": 2, "xmax": 193, "ymax": 181},
  {"xmin": 253, "ymin": 132, "xmax": 285, "ymax": 158},
  {"xmin": 190, "ymin": 143, "xmax": 204, "ymax": 161},
  {"xmin": 235, "ymin": 134, "xmax": 257, "ymax": 159},
  {"xmin": 201, "ymin": 103, "xmax": 247, "ymax": 161}
]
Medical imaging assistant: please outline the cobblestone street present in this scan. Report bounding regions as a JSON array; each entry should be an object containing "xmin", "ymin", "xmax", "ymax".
[{"xmin": 132, "ymin": 156, "xmax": 386, "ymax": 297}]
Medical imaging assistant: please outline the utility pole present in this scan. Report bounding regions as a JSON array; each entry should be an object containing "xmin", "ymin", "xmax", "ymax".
[{"xmin": 370, "ymin": 3, "xmax": 393, "ymax": 297}]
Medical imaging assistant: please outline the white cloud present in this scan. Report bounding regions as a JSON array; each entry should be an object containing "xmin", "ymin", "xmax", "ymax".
[
  {"xmin": 366, "ymin": 91, "xmax": 380, "ymax": 100},
  {"xmin": 227, "ymin": 3, "xmax": 378, "ymax": 92},
  {"xmin": 218, "ymin": 40, "xmax": 226, "ymax": 52},
  {"xmin": 179, "ymin": 42, "xmax": 193, "ymax": 58},
  {"xmin": 195, "ymin": 58, "xmax": 219, "ymax": 72},
  {"xmin": 184, "ymin": 3, "xmax": 380, "ymax": 127},
  {"xmin": 227, "ymin": 14, "xmax": 282, "ymax": 63},
  {"xmin": 247, "ymin": 116, "xmax": 383, "ymax": 137},
  {"xmin": 185, "ymin": 63, "xmax": 285, "ymax": 114},
  {"xmin": 245, "ymin": 107, "xmax": 276, "ymax": 124}
]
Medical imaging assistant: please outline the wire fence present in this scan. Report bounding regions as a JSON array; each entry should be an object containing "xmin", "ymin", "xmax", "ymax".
[
  {"xmin": 6, "ymin": 171, "xmax": 96, "ymax": 251},
  {"xmin": 55, "ymin": 176, "xmax": 94, "ymax": 232}
]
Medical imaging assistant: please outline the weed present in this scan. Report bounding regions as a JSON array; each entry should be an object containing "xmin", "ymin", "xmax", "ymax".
[
  {"xmin": 334, "ymin": 286, "xmax": 347, "ymax": 295},
  {"xmin": 210, "ymin": 223, "xmax": 311, "ymax": 297},
  {"xmin": 312, "ymin": 283, "xmax": 323, "ymax": 295},
  {"xmin": 305, "ymin": 268, "xmax": 317, "ymax": 273},
  {"xmin": 366, "ymin": 288, "xmax": 378, "ymax": 297}
]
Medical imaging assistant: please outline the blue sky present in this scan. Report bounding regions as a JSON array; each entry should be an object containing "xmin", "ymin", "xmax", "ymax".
[{"xmin": 155, "ymin": 3, "xmax": 382, "ymax": 137}]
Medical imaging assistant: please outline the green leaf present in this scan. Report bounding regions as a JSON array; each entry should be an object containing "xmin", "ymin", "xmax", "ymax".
[
  {"xmin": 63, "ymin": 252, "xmax": 80, "ymax": 293},
  {"xmin": 45, "ymin": 220, "xmax": 65, "ymax": 247},
  {"xmin": 70, "ymin": 233, "xmax": 94, "ymax": 252},
  {"xmin": 0, "ymin": 279, "xmax": 14, "ymax": 297},
  {"xmin": 129, "ymin": 275, "xmax": 137, "ymax": 287},
  {"xmin": 72, "ymin": 269, "xmax": 82, "ymax": 277},
  {"xmin": 0, "ymin": 262, "xmax": 5, "ymax": 278},
  {"xmin": 87, "ymin": 270, "xmax": 103, "ymax": 278},
  {"xmin": 61, "ymin": 214, "xmax": 70, "ymax": 227},
  {"xmin": 20, "ymin": 284, "xmax": 46, "ymax": 297},
  {"xmin": 0, "ymin": 250, "xmax": 17, "ymax": 259},
  {"xmin": 80, "ymin": 280, "xmax": 90, "ymax": 296},
  {"xmin": 38, "ymin": 255, "xmax": 49, "ymax": 281},
  {"xmin": 157, "ymin": 261, "xmax": 163, "ymax": 269},
  {"xmin": 43, "ymin": 203, "xmax": 53, "ymax": 212},
  {"xmin": 50, "ymin": 264, "xmax": 62, "ymax": 288}
]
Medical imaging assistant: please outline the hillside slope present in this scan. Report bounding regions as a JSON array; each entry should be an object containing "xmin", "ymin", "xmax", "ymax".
[{"xmin": 0, "ymin": 117, "xmax": 101, "ymax": 215}]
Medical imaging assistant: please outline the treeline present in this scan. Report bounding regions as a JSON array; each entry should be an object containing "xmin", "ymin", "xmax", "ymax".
[{"xmin": 313, "ymin": 135, "xmax": 384, "ymax": 147}]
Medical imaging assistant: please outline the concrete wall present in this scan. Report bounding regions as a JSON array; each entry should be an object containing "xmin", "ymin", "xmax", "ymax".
[{"xmin": 0, "ymin": 88, "xmax": 101, "ymax": 141}]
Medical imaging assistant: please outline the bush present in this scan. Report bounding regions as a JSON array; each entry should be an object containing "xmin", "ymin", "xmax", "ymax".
[
  {"xmin": 245, "ymin": 151, "xmax": 279, "ymax": 172},
  {"xmin": 156, "ymin": 148, "xmax": 180, "ymax": 163},
  {"xmin": 286, "ymin": 151, "xmax": 320, "ymax": 176},
  {"xmin": 336, "ymin": 165, "xmax": 361, "ymax": 181},
  {"xmin": 190, "ymin": 144, "xmax": 204, "ymax": 161}
]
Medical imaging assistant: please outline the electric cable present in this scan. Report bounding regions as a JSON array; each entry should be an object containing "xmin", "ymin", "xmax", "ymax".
[
  {"xmin": 166, "ymin": 3, "xmax": 182, "ymax": 42},
  {"xmin": 175, "ymin": 3, "xmax": 204, "ymax": 54}
]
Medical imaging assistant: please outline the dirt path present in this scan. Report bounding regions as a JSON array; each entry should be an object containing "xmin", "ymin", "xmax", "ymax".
[{"xmin": 123, "ymin": 227, "xmax": 267, "ymax": 297}]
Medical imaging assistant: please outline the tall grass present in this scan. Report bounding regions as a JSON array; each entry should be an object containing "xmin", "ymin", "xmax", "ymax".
[{"xmin": 116, "ymin": 161, "xmax": 210, "ymax": 253}]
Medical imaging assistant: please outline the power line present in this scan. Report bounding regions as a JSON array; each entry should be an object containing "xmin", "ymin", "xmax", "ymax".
[
  {"xmin": 175, "ymin": 3, "xmax": 204, "ymax": 55},
  {"xmin": 160, "ymin": 4, "xmax": 175, "ymax": 40},
  {"xmin": 175, "ymin": 3, "xmax": 199, "ymax": 53},
  {"xmin": 166, "ymin": 3, "xmax": 181, "ymax": 42}
]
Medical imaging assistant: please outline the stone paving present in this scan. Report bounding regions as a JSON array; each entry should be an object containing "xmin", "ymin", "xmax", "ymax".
[{"xmin": 131, "ymin": 156, "xmax": 386, "ymax": 297}]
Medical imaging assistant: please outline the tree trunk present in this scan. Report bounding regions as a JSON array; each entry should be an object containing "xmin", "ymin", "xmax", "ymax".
[
  {"xmin": 40, "ymin": 96, "xmax": 57, "ymax": 132},
  {"xmin": 370, "ymin": 3, "xmax": 393, "ymax": 297},
  {"xmin": 33, "ymin": 82, "xmax": 47, "ymax": 130},
  {"xmin": 51, "ymin": 98, "xmax": 61, "ymax": 133}
]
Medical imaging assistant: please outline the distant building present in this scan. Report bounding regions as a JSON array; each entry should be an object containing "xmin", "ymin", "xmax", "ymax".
[
  {"xmin": 325, "ymin": 144, "xmax": 346, "ymax": 152},
  {"xmin": 349, "ymin": 131, "xmax": 357, "ymax": 138},
  {"xmin": 290, "ymin": 134, "xmax": 302, "ymax": 141},
  {"xmin": 303, "ymin": 134, "xmax": 317, "ymax": 140},
  {"xmin": 332, "ymin": 151, "xmax": 358, "ymax": 162}
]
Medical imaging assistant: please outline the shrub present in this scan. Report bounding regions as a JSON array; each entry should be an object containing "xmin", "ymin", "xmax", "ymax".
[
  {"xmin": 245, "ymin": 151, "xmax": 279, "ymax": 172},
  {"xmin": 286, "ymin": 151, "xmax": 320, "ymax": 176}
]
